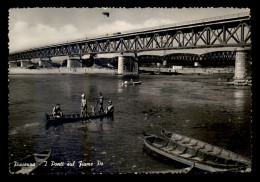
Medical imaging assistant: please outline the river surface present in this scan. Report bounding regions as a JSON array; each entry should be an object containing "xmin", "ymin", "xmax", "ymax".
[{"xmin": 8, "ymin": 73, "xmax": 252, "ymax": 174}]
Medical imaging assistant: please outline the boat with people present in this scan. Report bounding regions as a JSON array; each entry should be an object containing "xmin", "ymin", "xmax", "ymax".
[
  {"xmin": 143, "ymin": 130, "xmax": 251, "ymax": 173},
  {"xmin": 45, "ymin": 112, "xmax": 113, "ymax": 123},
  {"xmin": 9, "ymin": 150, "xmax": 51, "ymax": 174},
  {"xmin": 122, "ymin": 80, "xmax": 142, "ymax": 85}
]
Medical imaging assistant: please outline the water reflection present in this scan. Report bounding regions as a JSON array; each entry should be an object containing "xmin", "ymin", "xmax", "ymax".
[
  {"xmin": 117, "ymin": 81, "xmax": 124, "ymax": 93},
  {"xmin": 234, "ymin": 89, "xmax": 246, "ymax": 109},
  {"xmin": 94, "ymin": 115, "xmax": 114, "ymax": 131}
]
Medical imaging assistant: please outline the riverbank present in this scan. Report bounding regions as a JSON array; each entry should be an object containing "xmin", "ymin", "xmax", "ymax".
[
  {"xmin": 8, "ymin": 67, "xmax": 116, "ymax": 75},
  {"xmin": 139, "ymin": 67, "xmax": 235, "ymax": 75},
  {"xmin": 9, "ymin": 67, "xmax": 235, "ymax": 75}
]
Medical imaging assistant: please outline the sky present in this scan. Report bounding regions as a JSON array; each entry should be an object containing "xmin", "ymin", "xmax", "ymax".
[{"xmin": 8, "ymin": 8, "xmax": 250, "ymax": 56}]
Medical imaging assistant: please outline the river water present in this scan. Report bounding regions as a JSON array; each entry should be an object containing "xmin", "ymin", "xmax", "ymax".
[{"xmin": 8, "ymin": 73, "xmax": 252, "ymax": 174}]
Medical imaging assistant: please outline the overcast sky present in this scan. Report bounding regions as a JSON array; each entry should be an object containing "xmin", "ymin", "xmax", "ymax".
[{"xmin": 9, "ymin": 8, "xmax": 249, "ymax": 54}]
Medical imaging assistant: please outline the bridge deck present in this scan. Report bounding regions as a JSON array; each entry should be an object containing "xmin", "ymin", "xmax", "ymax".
[{"xmin": 9, "ymin": 12, "xmax": 251, "ymax": 61}]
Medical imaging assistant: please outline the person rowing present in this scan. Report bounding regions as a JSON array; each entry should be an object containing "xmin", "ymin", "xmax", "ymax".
[
  {"xmin": 52, "ymin": 104, "xmax": 63, "ymax": 118},
  {"xmin": 104, "ymin": 100, "xmax": 114, "ymax": 114}
]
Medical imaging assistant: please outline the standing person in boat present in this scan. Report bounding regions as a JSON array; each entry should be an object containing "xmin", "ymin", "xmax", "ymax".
[
  {"xmin": 52, "ymin": 104, "xmax": 63, "ymax": 118},
  {"xmin": 80, "ymin": 94, "xmax": 87, "ymax": 118},
  {"xmin": 98, "ymin": 92, "xmax": 104, "ymax": 114},
  {"xmin": 104, "ymin": 100, "xmax": 114, "ymax": 114}
]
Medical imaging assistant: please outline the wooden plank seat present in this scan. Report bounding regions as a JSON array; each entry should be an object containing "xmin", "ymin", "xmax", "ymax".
[
  {"xmin": 219, "ymin": 149, "xmax": 231, "ymax": 159},
  {"xmin": 186, "ymin": 139, "xmax": 198, "ymax": 147},
  {"xmin": 212, "ymin": 147, "xmax": 223, "ymax": 155},
  {"xmin": 153, "ymin": 138, "xmax": 168, "ymax": 148},
  {"xmin": 229, "ymin": 153, "xmax": 239, "ymax": 160},
  {"xmin": 203, "ymin": 154, "xmax": 219, "ymax": 163},
  {"xmin": 191, "ymin": 150, "xmax": 207, "ymax": 161},
  {"xmin": 162, "ymin": 142, "xmax": 178, "ymax": 151},
  {"xmin": 180, "ymin": 147, "xmax": 198, "ymax": 158},
  {"xmin": 171, "ymin": 144, "xmax": 187, "ymax": 155},
  {"xmin": 199, "ymin": 145, "xmax": 214, "ymax": 153},
  {"xmin": 193, "ymin": 142, "xmax": 206, "ymax": 150},
  {"xmin": 171, "ymin": 134, "xmax": 183, "ymax": 141},
  {"xmin": 181, "ymin": 137, "xmax": 191, "ymax": 144}
]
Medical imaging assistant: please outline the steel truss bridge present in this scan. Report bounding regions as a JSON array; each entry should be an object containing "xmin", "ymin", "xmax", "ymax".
[
  {"xmin": 9, "ymin": 12, "xmax": 251, "ymax": 61},
  {"xmin": 139, "ymin": 51, "xmax": 237, "ymax": 62}
]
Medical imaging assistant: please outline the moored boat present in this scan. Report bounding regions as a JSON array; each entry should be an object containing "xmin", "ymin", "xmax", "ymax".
[
  {"xmin": 144, "ymin": 132, "xmax": 251, "ymax": 173},
  {"xmin": 45, "ymin": 112, "xmax": 113, "ymax": 123},
  {"xmin": 9, "ymin": 150, "xmax": 51, "ymax": 174}
]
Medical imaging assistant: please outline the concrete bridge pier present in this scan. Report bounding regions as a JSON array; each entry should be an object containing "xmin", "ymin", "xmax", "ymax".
[
  {"xmin": 118, "ymin": 55, "xmax": 124, "ymax": 75},
  {"xmin": 233, "ymin": 47, "xmax": 250, "ymax": 85},
  {"xmin": 20, "ymin": 60, "xmax": 30, "ymax": 68},
  {"xmin": 67, "ymin": 59, "xmax": 71, "ymax": 68},
  {"xmin": 9, "ymin": 61, "xmax": 18, "ymax": 68},
  {"xmin": 67, "ymin": 56, "xmax": 82, "ymax": 68},
  {"xmin": 39, "ymin": 58, "xmax": 52, "ymax": 67},
  {"xmin": 134, "ymin": 53, "xmax": 139, "ymax": 74}
]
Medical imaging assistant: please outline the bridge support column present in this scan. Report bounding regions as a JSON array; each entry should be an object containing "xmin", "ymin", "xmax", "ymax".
[
  {"xmin": 118, "ymin": 55, "xmax": 124, "ymax": 75},
  {"xmin": 67, "ymin": 56, "xmax": 82, "ymax": 68},
  {"xmin": 20, "ymin": 60, "xmax": 24, "ymax": 68},
  {"xmin": 9, "ymin": 61, "xmax": 17, "ymax": 68},
  {"xmin": 233, "ymin": 48, "xmax": 248, "ymax": 85},
  {"xmin": 20, "ymin": 60, "xmax": 29, "ymax": 68},
  {"xmin": 39, "ymin": 58, "xmax": 52, "ymax": 67},
  {"xmin": 67, "ymin": 59, "xmax": 71, "ymax": 68},
  {"xmin": 39, "ymin": 59, "xmax": 42, "ymax": 67},
  {"xmin": 134, "ymin": 53, "xmax": 139, "ymax": 74}
]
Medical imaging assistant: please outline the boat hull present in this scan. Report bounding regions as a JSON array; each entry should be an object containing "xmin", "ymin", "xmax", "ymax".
[
  {"xmin": 122, "ymin": 81, "xmax": 142, "ymax": 85},
  {"xmin": 45, "ymin": 112, "xmax": 113, "ymax": 123},
  {"xmin": 144, "ymin": 134, "xmax": 250, "ymax": 173},
  {"xmin": 161, "ymin": 129, "xmax": 251, "ymax": 168}
]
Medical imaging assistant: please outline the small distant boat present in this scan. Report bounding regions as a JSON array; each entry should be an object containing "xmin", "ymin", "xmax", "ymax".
[
  {"xmin": 45, "ymin": 112, "xmax": 113, "ymax": 123},
  {"xmin": 133, "ymin": 81, "xmax": 142, "ymax": 85},
  {"xmin": 144, "ymin": 131, "xmax": 251, "ymax": 173},
  {"xmin": 10, "ymin": 150, "xmax": 51, "ymax": 174},
  {"xmin": 122, "ymin": 81, "xmax": 142, "ymax": 85}
]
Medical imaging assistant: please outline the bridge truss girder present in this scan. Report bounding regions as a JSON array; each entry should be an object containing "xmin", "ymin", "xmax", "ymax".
[
  {"xmin": 138, "ymin": 51, "xmax": 237, "ymax": 62},
  {"xmin": 9, "ymin": 17, "xmax": 250, "ymax": 61}
]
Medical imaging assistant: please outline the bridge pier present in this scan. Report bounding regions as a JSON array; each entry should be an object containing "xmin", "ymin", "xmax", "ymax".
[
  {"xmin": 67, "ymin": 59, "xmax": 71, "ymax": 68},
  {"xmin": 134, "ymin": 53, "xmax": 139, "ymax": 74},
  {"xmin": 20, "ymin": 60, "xmax": 30, "ymax": 68},
  {"xmin": 67, "ymin": 56, "xmax": 82, "ymax": 68},
  {"xmin": 39, "ymin": 58, "xmax": 52, "ymax": 68},
  {"xmin": 9, "ymin": 61, "xmax": 17, "ymax": 68},
  {"xmin": 118, "ymin": 55, "xmax": 124, "ymax": 75},
  {"xmin": 233, "ymin": 48, "xmax": 250, "ymax": 85}
]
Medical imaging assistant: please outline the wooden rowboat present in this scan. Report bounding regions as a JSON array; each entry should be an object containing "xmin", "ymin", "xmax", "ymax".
[
  {"xmin": 45, "ymin": 112, "xmax": 113, "ymax": 123},
  {"xmin": 9, "ymin": 150, "xmax": 51, "ymax": 174},
  {"xmin": 122, "ymin": 81, "xmax": 142, "ymax": 85},
  {"xmin": 144, "ymin": 131, "xmax": 251, "ymax": 173}
]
